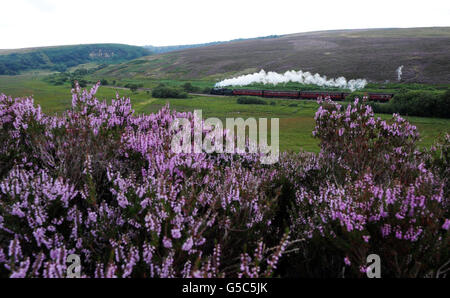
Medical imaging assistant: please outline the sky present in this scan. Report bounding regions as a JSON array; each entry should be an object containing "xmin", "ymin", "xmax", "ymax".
[{"xmin": 0, "ymin": 0, "xmax": 449, "ymax": 49}]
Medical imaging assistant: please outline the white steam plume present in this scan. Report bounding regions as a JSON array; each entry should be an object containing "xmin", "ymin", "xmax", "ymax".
[
  {"xmin": 215, "ymin": 69, "xmax": 368, "ymax": 92},
  {"xmin": 396, "ymin": 65, "xmax": 404, "ymax": 81}
]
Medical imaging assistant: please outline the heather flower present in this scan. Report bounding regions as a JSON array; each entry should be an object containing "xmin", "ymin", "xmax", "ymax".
[
  {"xmin": 171, "ymin": 228, "xmax": 182, "ymax": 239},
  {"xmin": 442, "ymin": 219, "xmax": 450, "ymax": 230},
  {"xmin": 181, "ymin": 237, "xmax": 193, "ymax": 252},
  {"xmin": 289, "ymin": 98, "xmax": 449, "ymax": 277},
  {"xmin": 163, "ymin": 237, "xmax": 172, "ymax": 249},
  {"xmin": 344, "ymin": 257, "xmax": 351, "ymax": 266}
]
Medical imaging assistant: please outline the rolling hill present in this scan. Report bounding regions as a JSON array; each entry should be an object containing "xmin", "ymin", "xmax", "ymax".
[
  {"xmin": 0, "ymin": 44, "xmax": 151, "ymax": 75},
  {"xmin": 96, "ymin": 27, "xmax": 450, "ymax": 84},
  {"xmin": 143, "ymin": 35, "xmax": 282, "ymax": 54}
]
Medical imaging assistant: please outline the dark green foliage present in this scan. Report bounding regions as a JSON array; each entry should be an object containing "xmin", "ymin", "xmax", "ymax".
[
  {"xmin": 0, "ymin": 44, "xmax": 151, "ymax": 75},
  {"xmin": 371, "ymin": 90, "xmax": 450, "ymax": 118},
  {"xmin": 125, "ymin": 84, "xmax": 139, "ymax": 92},
  {"xmin": 236, "ymin": 96, "xmax": 267, "ymax": 105},
  {"xmin": 124, "ymin": 83, "xmax": 143, "ymax": 89},
  {"xmin": 151, "ymin": 84, "xmax": 188, "ymax": 98},
  {"xmin": 181, "ymin": 82, "xmax": 199, "ymax": 93},
  {"xmin": 52, "ymin": 64, "xmax": 68, "ymax": 72},
  {"xmin": 45, "ymin": 68, "xmax": 98, "ymax": 87},
  {"xmin": 344, "ymin": 91, "xmax": 366, "ymax": 101},
  {"xmin": 73, "ymin": 68, "xmax": 89, "ymax": 76},
  {"xmin": 46, "ymin": 74, "xmax": 68, "ymax": 86},
  {"xmin": 71, "ymin": 79, "xmax": 87, "ymax": 88}
]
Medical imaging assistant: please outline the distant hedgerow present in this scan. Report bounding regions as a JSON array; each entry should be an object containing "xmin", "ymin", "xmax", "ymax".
[
  {"xmin": 152, "ymin": 84, "xmax": 187, "ymax": 98},
  {"xmin": 371, "ymin": 90, "xmax": 450, "ymax": 118},
  {"xmin": 237, "ymin": 96, "xmax": 266, "ymax": 105}
]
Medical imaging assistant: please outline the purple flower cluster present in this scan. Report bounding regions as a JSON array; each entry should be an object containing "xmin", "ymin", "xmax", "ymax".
[
  {"xmin": 289, "ymin": 98, "xmax": 449, "ymax": 277},
  {"xmin": 0, "ymin": 83, "xmax": 287, "ymax": 278}
]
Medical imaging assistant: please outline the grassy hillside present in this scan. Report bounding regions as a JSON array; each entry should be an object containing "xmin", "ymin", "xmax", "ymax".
[
  {"xmin": 143, "ymin": 35, "xmax": 282, "ymax": 54},
  {"xmin": 96, "ymin": 27, "xmax": 450, "ymax": 84},
  {"xmin": 0, "ymin": 44, "xmax": 151, "ymax": 75}
]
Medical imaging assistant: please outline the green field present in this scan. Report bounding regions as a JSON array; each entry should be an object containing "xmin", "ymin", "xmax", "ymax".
[{"xmin": 1, "ymin": 74, "xmax": 449, "ymax": 152}]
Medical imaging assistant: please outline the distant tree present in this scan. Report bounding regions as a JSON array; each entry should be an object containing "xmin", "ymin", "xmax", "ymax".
[
  {"xmin": 182, "ymin": 82, "xmax": 198, "ymax": 93},
  {"xmin": 72, "ymin": 79, "xmax": 87, "ymax": 88},
  {"xmin": 80, "ymin": 80, "xmax": 88, "ymax": 88},
  {"xmin": 101, "ymin": 79, "xmax": 108, "ymax": 86},
  {"xmin": 127, "ymin": 84, "xmax": 138, "ymax": 92},
  {"xmin": 73, "ymin": 68, "xmax": 89, "ymax": 76},
  {"xmin": 344, "ymin": 91, "xmax": 366, "ymax": 102},
  {"xmin": 52, "ymin": 64, "xmax": 68, "ymax": 72},
  {"xmin": 152, "ymin": 85, "xmax": 188, "ymax": 98}
]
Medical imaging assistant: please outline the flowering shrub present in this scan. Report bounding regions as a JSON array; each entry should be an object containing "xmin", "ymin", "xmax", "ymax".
[
  {"xmin": 288, "ymin": 99, "xmax": 449, "ymax": 277},
  {"xmin": 0, "ymin": 83, "xmax": 287, "ymax": 278},
  {"xmin": 425, "ymin": 133, "xmax": 450, "ymax": 198},
  {"xmin": 0, "ymin": 85, "xmax": 448, "ymax": 278},
  {"xmin": 313, "ymin": 98, "xmax": 419, "ymax": 183}
]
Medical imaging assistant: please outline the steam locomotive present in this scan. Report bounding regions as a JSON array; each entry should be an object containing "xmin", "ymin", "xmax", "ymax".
[{"xmin": 210, "ymin": 88, "xmax": 394, "ymax": 102}]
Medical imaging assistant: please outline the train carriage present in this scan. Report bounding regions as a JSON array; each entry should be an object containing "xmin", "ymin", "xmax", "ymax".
[
  {"xmin": 300, "ymin": 91, "xmax": 343, "ymax": 100},
  {"xmin": 368, "ymin": 93, "xmax": 394, "ymax": 102},
  {"xmin": 323, "ymin": 91, "xmax": 344, "ymax": 101},
  {"xmin": 211, "ymin": 88, "xmax": 393, "ymax": 103},
  {"xmin": 232, "ymin": 89, "xmax": 264, "ymax": 96},
  {"xmin": 263, "ymin": 90, "xmax": 300, "ymax": 98},
  {"xmin": 299, "ymin": 91, "xmax": 321, "ymax": 99}
]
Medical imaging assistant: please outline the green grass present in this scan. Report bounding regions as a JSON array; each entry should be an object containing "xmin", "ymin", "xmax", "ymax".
[
  {"xmin": 135, "ymin": 95, "xmax": 449, "ymax": 152},
  {"xmin": 1, "ymin": 75, "xmax": 449, "ymax": 152},
  {"xmin": 87, "ymin": 75, "xmax": 214, "ymax": 91},
  {"xmin": 0, "ymin": 74, "xmax": 152, "ymax": 113}
]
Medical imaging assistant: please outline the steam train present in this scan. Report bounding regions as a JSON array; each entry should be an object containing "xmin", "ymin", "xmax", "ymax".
[{"xmin": 210, "ymin": 88, "xmax": 394, "ymax": 102}]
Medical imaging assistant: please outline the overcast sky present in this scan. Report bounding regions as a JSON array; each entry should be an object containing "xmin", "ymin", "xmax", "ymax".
[{"xmin": 1, "ymin": 0, "xmax": 449, "ymax": 49}]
